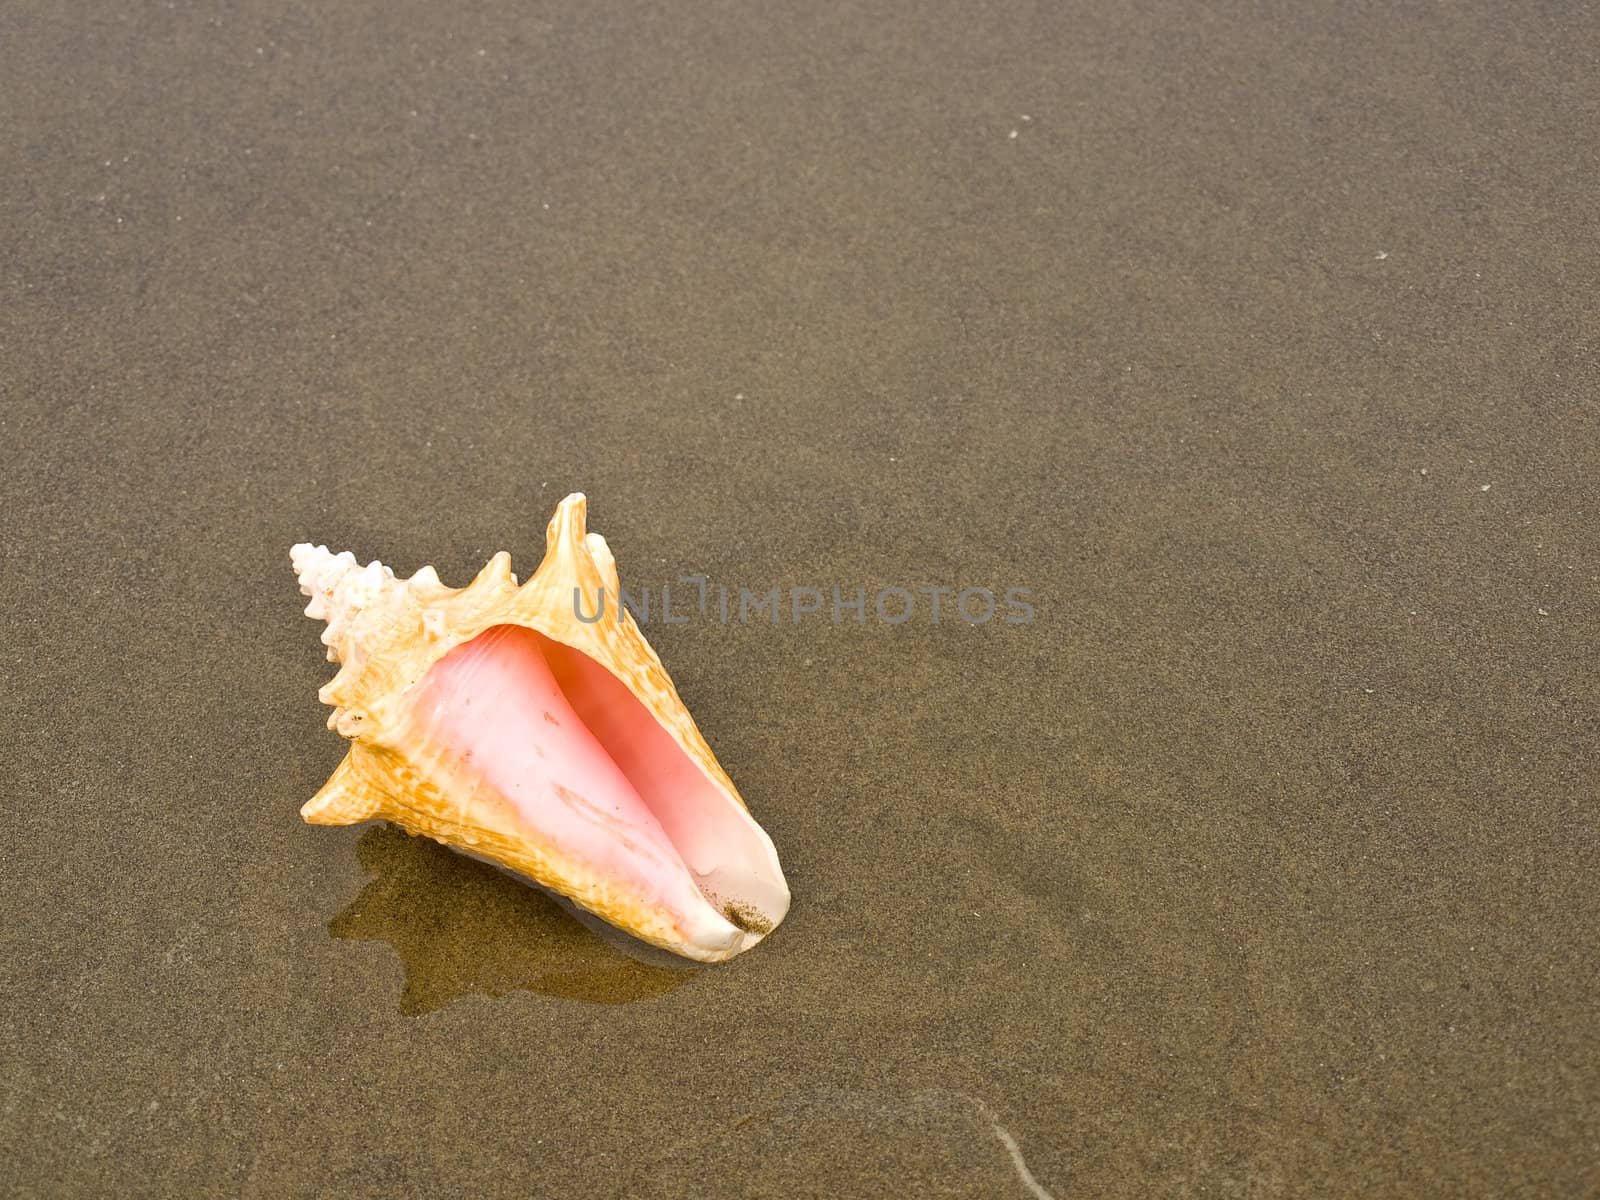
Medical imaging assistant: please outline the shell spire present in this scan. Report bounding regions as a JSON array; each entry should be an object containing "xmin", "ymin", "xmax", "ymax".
[{"xmin": 290, "ymin": 543, "xmax": 402, "ymax": 666}]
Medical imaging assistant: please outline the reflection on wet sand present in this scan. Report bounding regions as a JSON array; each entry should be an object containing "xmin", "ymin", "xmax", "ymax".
[{"xmin": 330, "ymin": 824, "xmax": 694, "ymax": 1014}]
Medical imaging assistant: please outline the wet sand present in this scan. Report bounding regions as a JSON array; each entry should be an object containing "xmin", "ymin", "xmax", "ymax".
[{"xmin": 3, "ymin": 1, "xmax": 1597, "ymax": 1195}]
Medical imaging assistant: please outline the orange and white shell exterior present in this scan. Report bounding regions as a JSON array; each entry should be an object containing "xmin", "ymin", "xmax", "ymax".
[{"xmin": 291, "ymin": 493, "xmax": 790, "ymax": 962}]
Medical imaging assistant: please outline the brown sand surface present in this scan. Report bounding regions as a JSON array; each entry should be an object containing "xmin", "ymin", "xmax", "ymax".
[{"xmin": 3, "ymin": 1, "xmax": 1597, "ymax": 1195}]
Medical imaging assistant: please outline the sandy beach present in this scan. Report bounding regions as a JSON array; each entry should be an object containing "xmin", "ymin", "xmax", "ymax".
[{"xmin": 3, "ymin": 1, "xmax": 1596, "ymax": 1195}]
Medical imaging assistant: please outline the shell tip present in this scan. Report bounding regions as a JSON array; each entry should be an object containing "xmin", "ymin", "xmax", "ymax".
[{"xmin": 545, "ymin": 492, "xmax": 591, "ymax": 550}]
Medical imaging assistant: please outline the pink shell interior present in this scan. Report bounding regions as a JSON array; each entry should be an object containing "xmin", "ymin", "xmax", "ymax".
[{"xmin": 401, "ymin": 624, "xmax": 783, "ymax": 956}]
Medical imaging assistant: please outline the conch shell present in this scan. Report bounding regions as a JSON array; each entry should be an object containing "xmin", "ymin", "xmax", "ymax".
[{"xmin": 291, "ymin": 493, "xmax": 790, "ymax": 962}]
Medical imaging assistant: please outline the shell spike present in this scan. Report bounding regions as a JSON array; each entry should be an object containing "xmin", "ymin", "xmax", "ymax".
[
  {"xmin": 544, "ymin": 492, "xmax": 589, "ymax": 552},
  {"xmin": 523, "ymin": 493, "xmax": 608, "ymax": 619},
  {"xmin": 300, "ymin": 751, "xmax": 388, "ymax": 826},
  {"xmin": 471, "ymin": 550, "xmax": 516, "ymax": 590}
]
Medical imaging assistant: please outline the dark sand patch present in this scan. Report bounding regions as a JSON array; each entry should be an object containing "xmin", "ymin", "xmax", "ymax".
[{"xmin": 330, "ymin": 824, "xmax": 692, "ymax": 1013}]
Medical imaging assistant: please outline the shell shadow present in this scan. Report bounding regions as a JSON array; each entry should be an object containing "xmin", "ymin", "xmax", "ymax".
[{"xmin": 330, "ymin": 823, "xmax": 695, "ymax": 1015}]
